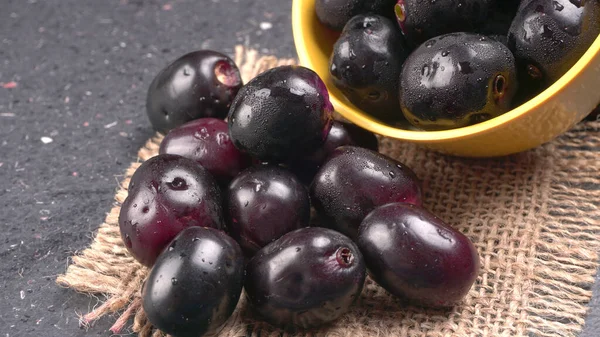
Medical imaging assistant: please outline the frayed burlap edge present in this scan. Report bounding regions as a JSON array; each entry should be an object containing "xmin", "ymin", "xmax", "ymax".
[{"xmin": 57, "ymin": 46, "xmax": 600, "ymax": 337}]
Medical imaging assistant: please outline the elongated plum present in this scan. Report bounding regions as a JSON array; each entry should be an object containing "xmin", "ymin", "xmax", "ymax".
[
  {"xmin": 394, "ymin": 0, "xmax": 494, "ymax": 46},
  {"xmin": 290, "ymin": 121, "xmax": 379, "ymax": 184},
  {"xmin": 226, "ymin": 165, "xmax": 310, "ymax": 256},
  {"xmin": 357, "ymin": 203, "xmax": 480, "ymax": 308},
  {"xmin": 159, "ymin": 118, "xmax": 251, "ymax": 185},
  {"xmin": 399, "ymin": 33, "xmax": 517, "ymax": 130},
  {"xmin": 310, "ymin": 146, "xmax": 422, "ymax": 239},
  {"xmin": 330, "ymin": 15, "xmax": 410, "ymax": 121},
  {"xmin": 508, "ymin": 0, "xmax": 600, "ymax": 90},
  {"xmin": 228, "ymin": 66, "xmax": 334, "ymax": 162},
  {"xmin": 143, "ymin": 227, "xmax": 244, "ymax": 337},
  {"xmin": 146, "ymin": 50, "xmax": 242, "ymax": 133},
  {"xmin": 316, "ymin": 0, "xmax": 396, "ymax": 31},
  {"xmin": 245, "ymin": 227, "xmax": 366, "ymax": 329},
  {"xmin": 118, "ymin": 154, "xmax": 224, "ymax": 266}
]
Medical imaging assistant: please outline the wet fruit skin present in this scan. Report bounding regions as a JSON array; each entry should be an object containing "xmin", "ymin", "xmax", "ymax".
[
  {"xmin": 142, "ymin": 227, "xmax": 245, "ymax": 337},
  {"xmin": 290, "ymin": 120, "xmax": 379, "ymax": 184},
  {"xmin": 159, "ymin": 118, "xmax": 251, "ymax": 185},
  {"xmin": 316, "ymin": 0, "xmax": 397, "ymax": 31},
  {"xmin": 399, "ymin": 33, "xmax": 517, "ymax": 130},
  {"xmin": 146, "ymin": 50, "xmax": 242, "ymax": 134},
  {"xmin": 226, "ymin": 165, "xmax": 311, "ymax": 256},
  {"xmin": 330, "ymin": 15, "xmax": 410, "ymax": 121},
  {"xmin": 228, "ymin": 66, "xmax": 334, "ymax": 163},
  {"xmin": 477, "ymin": 0, "xmax": 522, "ymax": 37},
  {"xmin": 394, "ymin": 0, "xmax": 494, "ymax": 46},
  {"xmin": 245, "ymin": 227, "xmax": 366, "ymax": 329},
  {"xmin": 310, "ymin": 146, "xmax": 422, "ymax": 240},
  {"xmin": 508, "ymin": 0, "xmax": 600, "ymax": 89},
  {"xmin": 357, "ymin": 203, "xmax": 480, "ymax": 308},
  {"xmin": 118, "ymin": 154, "xmax": 225, "ymax": 267}
]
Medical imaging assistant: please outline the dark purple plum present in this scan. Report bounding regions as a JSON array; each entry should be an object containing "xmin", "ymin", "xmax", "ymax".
[
  {"xmin": 159, "ymin": 118, "xmax": 251, "ymax": 185},
  {"xmin": 290, "ymin": 120, "xmax": 379, "ymax": 184},
  {"xmin": 316, "ymin": 0, "xmax": 397, "ymax": 31},
  {"xmin": 146, "ymin": 50, "xmax": 242, "ymax": 134},
  {"xmin": 357, "ymin": 203, "xmax": 480, "ymax": 308},
  {"xmin": 142, "ymin": 227, "xmax": 244, "ymax": 337},
  {"xmin": 118, "ymin": 154, "xmax": 224, "ymax": 266},
  {"xmin": 394, "ymin": 0, "xmax": 494, "ymax": 46},
  {"xmin": 477, "ymin": 0, "xmax": 521, "ymax": 37},
  {"xmin": 245, "ymin": 227, "xmax": 366, "ymax": 329},
  {"xmin": 310, "ymin": 146, "xmax": 422, "ymax": 239},
  {"xmin": 330, "ymin": 15, "xmax": 410, "ymax": 121},
  {"xmin": 399, "ymin": 33, "xmax": 517, "ymax": 130},
  {"xmin": 228, "ymin": 66, "xmax": 334, "ymax": 163},
  {"xmin": 508, "ymin": 0, "xmax": 600, "ymax": 95},
  {"xmin": 226, "ymin": 165, "xmax": 310, "ymax": 256}
]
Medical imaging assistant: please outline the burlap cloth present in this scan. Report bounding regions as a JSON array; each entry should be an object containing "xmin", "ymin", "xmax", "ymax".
[{"xmin": 56, "ymin": 46, "xmax": 600, "ymax": 337}]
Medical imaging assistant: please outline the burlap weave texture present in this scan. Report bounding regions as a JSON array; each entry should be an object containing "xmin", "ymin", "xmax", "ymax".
[{"xmin": 57, "ymin": 47, "xmax": 600, "ymax": 337}]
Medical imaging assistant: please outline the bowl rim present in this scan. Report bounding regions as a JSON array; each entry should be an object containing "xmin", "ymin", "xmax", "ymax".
[{"xmin": 292, "ymin": 0, "xmax": 600, "ymax": 143}]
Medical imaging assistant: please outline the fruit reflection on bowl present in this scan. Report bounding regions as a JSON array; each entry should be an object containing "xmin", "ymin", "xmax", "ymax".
[{"xmin": 292, "ymin": 0, "xmax": 600, "ymax": 157}]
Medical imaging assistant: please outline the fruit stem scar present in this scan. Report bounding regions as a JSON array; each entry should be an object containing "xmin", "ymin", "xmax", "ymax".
[
  {"xmin": 336, "ymin": 247, "xmax": 354, "ymax": 266},
  {"xmin": 214, "ymin": 60, "xmax": 241, "ymax": 87}
]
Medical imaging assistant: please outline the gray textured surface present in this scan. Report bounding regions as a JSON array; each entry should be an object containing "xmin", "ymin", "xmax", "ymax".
[
  {"xmin": 0, "ymin": 0, "xmax": 598, "ymax": 336},
  {"xmin": 0, "ymin": 0, "xmax": 293, "ymax": 336}
]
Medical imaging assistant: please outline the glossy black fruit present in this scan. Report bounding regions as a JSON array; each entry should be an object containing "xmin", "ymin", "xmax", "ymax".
[
  {"xmin": 399, "ymin": 33, "xmax": 517, "ymax": 130},
  {"xmin": 310, "ymin": 146, "xmax": 422, "ymax": 239},
  {"xmin": 316, "ymin": 0, "xmax": 397, "ymax": 31},
  {"xmin": 147, "ymin": 50, "xmax": 242, "ymax": 134},
  {"xmin": 330, "ymin": 15, "xmax": 410, "ymax": 121},
  {"xmin": 508, "ymin": 0, "xmax": 600, "ymax": 88},
  {"xmin": 394, "ymin": 0, "xmax": 494, "ymax": 46},
  {"xmin": 245, "ymin": 227, "xmax": 366, "ymax": 329},
  {"xmin": 358, "ymin": 203, "xmax": 480, "ymax": 308},
  {"xmin": 159, "ymin": 118, "xmax": 251, "ymax": 185},
  {"xmin": 143, "ymin": 227, "xmax": 244, "ymax": 337},
  {"xmin": 290, "ymin": 120, "xmax": 379, "ymax": 184},
  {"xmin": 478, "ymin": 0, "xmax": 521, "ymax": 37},
  {"xmin": 226, "ymin": 165, "xmax": 310, "ymax": 256},
  {"xmin": 228, "ymin": 66, "xmax": 334, "ymax": 162},
  {"xmin": 118, "ymin": 154, "xmax": 224, "ymax": 266}
]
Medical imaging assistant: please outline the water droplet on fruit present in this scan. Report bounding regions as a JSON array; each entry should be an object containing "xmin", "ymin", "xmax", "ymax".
[
  {"xmin": 553, "ymin": 1, "xmax": 564, "ymax": 11},
  {"xmin": 169, "ymin": 240, "xmax": 177, "ymax": 251},
  {"xmin": 389, "ymin": 171, "xmax": 396, "ymax": 178},
  {"xmin": 142, "ymin": 206, "xmax": 149, "ymax": 213},
  {"xmin": 441, "ymin": 51, "xmax": 449, "ymax": 57},
  {"xmin": 192, "ymin": 237, "xmax": 199, "ymax": 242},
  {"xmin": 169, "ymin": 177, "xmax": 187, "ymax": 190},
  {"xmin": 171, "ymin": 278, "xmax": 178, "ymax": 285},
  {"xmin": 133, "ymin": 204, "xmax": 137, "ymax": 208},
  {"xmin": 255, "ymin": 184, "xmax": 262, "ymax": 192},
  {"xmin": 296, "ymin": 247, "xmax": 301, "ymax": 252},
  {"xmin": 183, "ymin": 68, "xmax": 191, "ymax": 76},
  {"xmin": 541, "ymin": 25, "xmax": 553, "ymax": 39}
]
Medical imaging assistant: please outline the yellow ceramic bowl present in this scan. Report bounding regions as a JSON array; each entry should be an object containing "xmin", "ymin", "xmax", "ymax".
[{"xmin": 292, "ymin": 0, "xmax": 600, "ymax": 157}]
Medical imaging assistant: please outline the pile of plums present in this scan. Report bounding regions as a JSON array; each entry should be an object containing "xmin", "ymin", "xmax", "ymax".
[
  {"xmin": 120, "ymin": 49, "xmax": 479, "ymax": 337},
  {"xmin": 319, "ymin": 0, "xmax": 600, "ymax": 130}
]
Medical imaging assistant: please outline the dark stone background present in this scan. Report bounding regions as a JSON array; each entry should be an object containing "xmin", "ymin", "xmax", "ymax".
[{"xmin": 0, "ymin": 0, "xmax": 597, "ymax": 336}]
